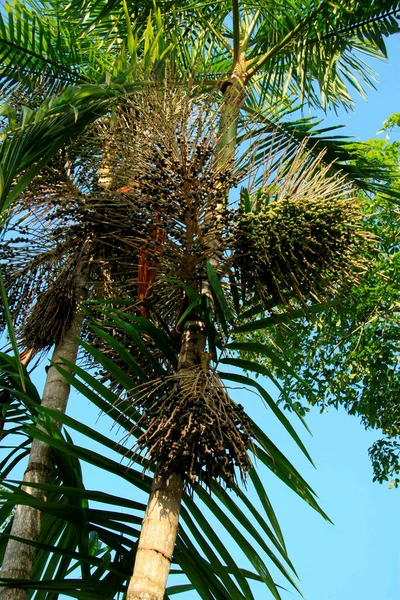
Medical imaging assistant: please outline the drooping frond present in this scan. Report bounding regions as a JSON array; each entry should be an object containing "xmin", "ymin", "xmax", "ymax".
[
  {"xmin": 0, "ymin": 3, "xmax": 95, "ymax": 99},
  {"xmin": 237, "ymin": 100, "xmax": 400, "ymax": 199},
  {"xmin": 245, "ymin": 0, "xmax": 400, "ymax": 110}
]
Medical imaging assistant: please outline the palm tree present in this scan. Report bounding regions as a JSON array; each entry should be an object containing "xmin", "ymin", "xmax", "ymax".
[
  {"xmin": 1, "ymin": 1, "xmax": 400, "ymax": 599},
  {"xmin": 0, "ymin": 116, "xmax": 157, "ymax": 597},
  {"xmin": 0, "ymin": 7, "xmax": 182, "ymax": 595}
]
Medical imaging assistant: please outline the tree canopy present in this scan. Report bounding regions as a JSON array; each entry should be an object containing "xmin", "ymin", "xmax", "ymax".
[{"xmin": 0, "ymin": 2, "xmax": 400, "ymax": 599}]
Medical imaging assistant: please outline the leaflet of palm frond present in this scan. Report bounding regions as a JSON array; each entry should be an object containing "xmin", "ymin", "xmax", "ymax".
[
  {"xmin": 231, "ymin": 142, "xmax": 375, "ymax": 305},
  {"xmin": 129, "ymin": 368, "xmax": 253, "ymax": 489},
  {"xmin": 86, "ymin": 307, "xmax": 177, "ymax": 395},
  {"xmin": 0, "ymin": 388, "xmax": 10, "ymax": 440},
  {"xmin": 0, "ymin": 347, "xmax": 35, "ymax": 439}
]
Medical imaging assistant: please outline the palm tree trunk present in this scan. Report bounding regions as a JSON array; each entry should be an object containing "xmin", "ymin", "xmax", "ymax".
[
  {"xmin": 0, "ymin": 269, "xmax": 87, "ymax": 600},
  {"xmin": 126, "ymin": 471, "xmax": 183, "ymax": 600},
  {"xmin": 127, "ymin": 318, "xmax": 206, "ymax": 600}
]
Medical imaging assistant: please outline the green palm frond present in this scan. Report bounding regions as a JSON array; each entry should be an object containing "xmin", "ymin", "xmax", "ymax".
[
  {"xmin": 4, "ymin": 1, "xmax": 400, "ymax": 114},
  {"xmin": 37, "ymin": 296, "xmax": 327, "ymax": 596},
  {"xmin": 0, "ymin": 2, "xmax": 94, "ymax": 99},
  {"xmin": 77, "ymin": 0, "xmax": 400, "ymax": 111},
  {"xmin": 245, "ymin": 0, "xmax": 400, "ymax": 109},
  {"xmin": 237, "ymin": 101, "xmax": 400, "ymax": 200},
  {"xmin": 0, "ymin": 348, "xmax": 302, "ymax": 599}
]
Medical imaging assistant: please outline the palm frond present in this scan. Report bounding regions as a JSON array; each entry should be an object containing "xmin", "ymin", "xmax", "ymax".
[
  {"xmin": 0, "ymin": 2, "xmax": 93, "ymax": 99},
  {"xmin": 0, "ymin": 352, "xmax": 297, "ymax": 599},
  {"xmin": 246, "ymin": 0, "xmax": 400, "ymax": 110},
  {"xmin": 42, "ymin": 297, "xmax": 330, "ymax": 597},
  {"xmin": 238, "ymin": 102, "xmax": 400, "ymax": 200}
]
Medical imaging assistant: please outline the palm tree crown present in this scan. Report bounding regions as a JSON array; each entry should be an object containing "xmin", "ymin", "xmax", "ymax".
[{"xmin": 0, "ymin": 1, "xmax": 400, "ymax": 599}]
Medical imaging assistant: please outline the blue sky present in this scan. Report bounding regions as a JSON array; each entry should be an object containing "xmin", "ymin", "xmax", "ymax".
[
  {"xmin": 3, "ymin": 29, "xmax": 400, "ymax": 600},
  {"xmin": 320, "ymin": 35, "xmax": 400, "ymax": 142}
]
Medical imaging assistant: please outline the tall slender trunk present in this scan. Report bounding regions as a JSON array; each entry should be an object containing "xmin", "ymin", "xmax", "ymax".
[
  {"xmin": 126, "ymin": 471, "xmax": 183, "ymax": 600},
  {"xmin": 0, "ymin": 268, "xmax": 87, "ymax": 600},
  {"xmin": 127, "ymin": 319, "xmax": 206, "ymax": 600}
]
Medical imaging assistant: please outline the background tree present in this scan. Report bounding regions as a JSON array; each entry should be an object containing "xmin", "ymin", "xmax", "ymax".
[{"xmin": 249, "ymin": 117, "xmax": 400, "ymax": 487}]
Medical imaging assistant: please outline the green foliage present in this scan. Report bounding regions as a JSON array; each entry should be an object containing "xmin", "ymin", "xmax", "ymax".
[
  {"xmin": 0, "ymin": 486, "xmax": 14, "ymax": 535},
  {"xmin": 380, "ymin": 112, "xmax": 400, "ymax": 135},
  {"xmin": 0, "ymin": 1, "xmax": 92, "ymax": 99},
  {"xmin": 0, "ymin": 325, "xmax": 316, "ymax": 599},
  {"xmin": 369, "ymin": 439, "xmax": 400, "ymax": 487},
  {"xmin": 1, "ymin": 2, "xmax": 400, "ymax": 599},
  {"xmin": 239, "ymin": 120, "xmax": 400, "ymax": 485}
]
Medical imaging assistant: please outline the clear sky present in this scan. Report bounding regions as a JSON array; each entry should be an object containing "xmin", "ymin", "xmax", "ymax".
[
  {"xmin": 319, "ymin": 35, "xmax": 400, "ymax": 142},
  {"xmin": 4, "ymin": 30, "xmax": 400, "ymax": 600}
]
